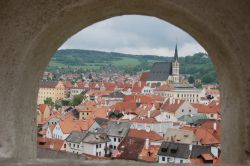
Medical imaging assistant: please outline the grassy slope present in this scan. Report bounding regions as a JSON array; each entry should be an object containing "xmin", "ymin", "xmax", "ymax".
[{"xmin": 47, "ymin": 49, "xmax": 217, "ymax": 83}]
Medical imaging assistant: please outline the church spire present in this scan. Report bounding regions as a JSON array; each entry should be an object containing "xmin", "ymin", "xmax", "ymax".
[{"xmin": 174, "ymin": 43, "xmax": 178, "ymax": 62}]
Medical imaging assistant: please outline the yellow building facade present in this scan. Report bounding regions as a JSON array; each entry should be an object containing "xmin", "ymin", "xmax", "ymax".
[{"xmin": 37, "ymin": 81, "xmax": 65, "ymax": 104}]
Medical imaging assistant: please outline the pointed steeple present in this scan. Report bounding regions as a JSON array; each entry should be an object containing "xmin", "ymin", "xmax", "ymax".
[{"xmin": 174, "ymin": 43, "xmax": 178, "ymax": 62}]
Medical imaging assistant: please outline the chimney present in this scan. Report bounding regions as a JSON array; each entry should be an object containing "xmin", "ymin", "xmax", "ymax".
[
  {"xmin": 173, "ymin": 99, "xmax": 175, "ymax": 104},
  {"xmin": 147, "ymin": 110, "xmax": 150, "ymax": 118},
  {"xmin": 189, "ymin": 144, "xmax": 193, "ymax": 151},
  {"xmin": 213, "ymin": 121, "xmax": 217, "ymax": 131},
  {"xmin": 145, "ymin": 138, "xmax": 150, "ymax": 150},
  {"xmin": 139, "ymin": 81, "xmax": 141, "ymax": 87},
  {"xmin": 129, "ymin": 114, "xmax": 132, "ymax": 121},
  {"xmin": 50, "ymin": 144, "xmax": 54, "ymax": 149},
  {"xmin": 146, "ymin": 127, "xmax": 150, "ymax": 133},
  {"xmin": 177, "ymin": 100, "xmax": 180, "ymax": 104}
]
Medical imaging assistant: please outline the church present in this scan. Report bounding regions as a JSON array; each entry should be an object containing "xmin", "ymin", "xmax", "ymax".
[{"xmin": 146, "ymin": 44, "xmax": 180, "ymax": 86}]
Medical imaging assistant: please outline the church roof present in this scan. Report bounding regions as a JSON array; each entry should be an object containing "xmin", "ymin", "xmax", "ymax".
[{"xmin": 147, "ymin": 62, "xmax": 172, "ymax": 81}]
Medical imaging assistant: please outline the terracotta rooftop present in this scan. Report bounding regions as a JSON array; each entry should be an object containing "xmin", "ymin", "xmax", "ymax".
[
  {"xmin": 138, "ymin": 145, "xmax": 160, "ymax": 162},
  {"xmin": 139, "ymin": 72, "xmax": 149, "ymax": 82},
  {"xmin": 38, "ymin": 104, "xmax": 49, "ymax": 114},
  {"xmin": 128, "ymin": 129, "xmax": 163, "ymax": 141},
  {"xmin": 194, "ymin": 127, "xmax": 220, "ymax": 145},
  {"xmin": 154, "ymin": 84, "xmax": 174, "ymax": 91},
  {"xmin": 116, "ymin": 136, "xmax": 145, "ymax": 161},
  {"xmin": 192, "ymin": 103, "xmax": 220, "ymax": 114},
  {"xmin": 161, "ymin": 99, "xmax": 185, "ymax": 113},
  {"xmin": 37, "ymin": 137, "xmax": 64, "ymax": 151},
  {"xmin": 131, "ymin": 117, "xmax": 157, "ymax": 124}
]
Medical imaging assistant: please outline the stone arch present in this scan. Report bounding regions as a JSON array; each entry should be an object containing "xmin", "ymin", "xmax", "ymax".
[{"xmin": 0, "ymin": 0, "xmax": 249, "ymax": 165}]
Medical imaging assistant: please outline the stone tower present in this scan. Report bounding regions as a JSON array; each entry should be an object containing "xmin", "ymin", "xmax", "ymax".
[{"xmin": 172, "ymin": 44, "xmax": 180, "ymax": 83}]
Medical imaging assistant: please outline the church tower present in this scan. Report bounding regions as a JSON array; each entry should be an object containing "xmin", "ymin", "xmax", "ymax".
[{"xmin": 172, "ymin": 44, "xmax": 180, "ymax": 83}]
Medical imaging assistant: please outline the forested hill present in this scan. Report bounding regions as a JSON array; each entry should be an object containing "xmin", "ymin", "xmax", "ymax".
[{"xmin": 47, "ymin": 49, "xmax": 217, "ymax": 83}]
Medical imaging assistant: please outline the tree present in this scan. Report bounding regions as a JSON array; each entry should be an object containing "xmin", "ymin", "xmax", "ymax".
[
  {"xmin": 71, "ymin": 94, "xmax": 86, "ymax": 106},
  {"xmin": 44, "ymin": 97, "xmax": 54, "ymax": 108},
  {"xmin": 54, "ymin": 100, "xmax": 62, "ymax": 110},
  {"xmin": 188, "ymin": 76, "xmax": 195, "ymax": 84},
  {"xmin": 62, "ymin": 99, "xmax": 70, "ymax": 106}
]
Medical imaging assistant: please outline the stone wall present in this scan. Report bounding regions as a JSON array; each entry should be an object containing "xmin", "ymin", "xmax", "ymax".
[{"xmin": 0, "ymin": 0, "xmax": 249, "ymax": 165}]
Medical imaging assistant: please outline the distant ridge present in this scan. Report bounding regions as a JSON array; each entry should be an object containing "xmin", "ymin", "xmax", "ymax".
[{"xmin": 47, "ymin": 49, "xmax": 216, "ymax": 84}]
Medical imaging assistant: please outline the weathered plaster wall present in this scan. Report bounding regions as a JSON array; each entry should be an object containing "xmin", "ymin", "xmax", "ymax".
[{"xmin": 0, "ymin": 0, "xmax": 249, "ymax": 165}]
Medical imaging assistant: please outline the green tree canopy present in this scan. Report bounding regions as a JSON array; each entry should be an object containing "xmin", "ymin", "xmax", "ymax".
[
  {"xmin": 71, "ymin": 94, "xmax": 86, "ymax": 106},
  {"xmin": 44, "ymin": 97, "xmax": 54, "ymax": 108}
]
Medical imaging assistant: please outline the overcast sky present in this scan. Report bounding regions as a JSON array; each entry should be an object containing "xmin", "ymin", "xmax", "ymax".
[{"xmin": 59, "ymin": 15, "xmax": 206, "ymax": 57}]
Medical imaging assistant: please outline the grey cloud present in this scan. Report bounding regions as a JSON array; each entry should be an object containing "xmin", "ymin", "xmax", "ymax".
[{"xmin": 60, "ymin": 15, "xmax": 205, "ymax": 56}]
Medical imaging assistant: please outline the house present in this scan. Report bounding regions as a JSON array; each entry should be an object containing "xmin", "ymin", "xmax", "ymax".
[
  {"xmin": 156, "ymin": 99, "xmax": 197, "ymax": 122},
  {"xmin": 88, "ymin": 117, "xmax": 109, "ymax": 132},
  {"xmin": 192, "ymin": 102, "xmax": 220, "ymax": 119},
  {"xmin": 41, "ymin": 112, "xmax": 62, "ymax": 131},
  {"xmin": 178, "ymin": 114, "xmax": 208, "ymax": 126},
  {"xmin": 37, "ymin": 104, "xmax": 50, "ymax": 124},
  {"xmin": 124, "ymin": 94, "xmax": 164, "ymax": 105},
  {"xmin": 106, "ymin": 121, "xmax": 131, "ymax": 152},
  {"xmin": 110, "ymin": 101, "xmax": 137, "ymax": 116},
  {"xmin": 52, "ymin": 115, "xmax": 93, "ymax": 140},
  {"xmin": 101, "ymin": 91, "xmax": 125, "ymax": 106},
  {"xmin": 45, "ymin": 124, "xmax": 56, "ymax": 138},
  {"xmin": 130, "ymin": 117, "xmax": 177, "ymax": 136},
  {"xmin": 138, "ymin": 143, "xmax": 160, "ymax": 163},
  {"xmin": 154, "ymin": 84, "xmax": 205, "ymax": 103},
  {"xmin": 164, "ymin": 128, "xmax": 199, "ymax": 145},
  {"xmin": 62, "ymin": 80, "xmax": 74, "ymax": 98},
  {"xmin": 76, "ymin": 101, "xmax": 108, "ymax": 120},
  {"xmin": 131, "ymin": 81, "xmax": 146, "ymax": 94},
  {"xmin": 134, "ymin": 103, "xmax": 156, "ymax": 119},
  {"xmin": 194, "ymin": 120, "xmax": 220, "ymax": 146},
  {"xmin": 112, "ymin": 136, "xmax": 145, "ymax": 161},
  {"xmin": 190, "ymin": 144, "xmax": 220, "ymax": 164},
  {"xmin": 141, "ymin": 86, "xmax": 153, "ymax": 94},
  {"xmin": 37, "ymin": 80, "xmax": 65, "ymax": 104},
  {"xmin": 63, "ymin": 131, "xmax": 110, "ymax": 156},
  {"xmin": 70, "ymin": 87, "xmax": 86, "ymax": 98},
  {"xmin": 128, "ymin": 129, "xmax": 163, "ymax": 144},
  {"xmin": 37, "ymin": 137, "xmax": 64, "ymax": 152},
  {"xmin": 157, "ymin": 141, "xmax": 191, "ymax": 164}
]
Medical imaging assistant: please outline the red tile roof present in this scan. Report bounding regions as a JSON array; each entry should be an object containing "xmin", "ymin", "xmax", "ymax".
[
  {"xmin": 111, "ymin": 101, "xmax": 137, "ymax": 113},
  {"xmin": 201, "ymin": 153, "xmax": 214, "ymax": 161},
  {"xmin": 194, "ymin": 127, "xmax": 220, "ymax": 145},
  {"xmin": 155, "ymin": 84, "xmax": 174, "ymax": 91},
  {"xmin": 192, "ymin": 103, "xmax": 220, "ymax": 114},
  {"xmin": 59, "ymin": 116, "xmax": 93, "ymax": 134},
  {"xmin": 140, "ymin": 72, "xmax": 149, "ymax": 82},
  {"xmin": 135, "ymin": 104, "xmax": 154, "ymax": 117},
  {"xmin": 131, "ymin": 82, "xmax": 146, "ymax": 93},
  {"xmin": 139, "ymin": 145, "xmax": 160, "ymax": 162},
  {"xmin": 38, "ymin": 104, "xmax": 49, "ymax": 114},
  {"xmin": 128, "ymin": 129, "xmax": 163, "ymax": 141},
  {"xmin": 62, "ymin": 80, "xmax": 73, "ymax": 89},
  {"xmin": 37, "ymin": 137, "xmax": 64, "ymax": 151},
  {"xmin": 161, "ymin": 99, "xmax": 185, "ymax": 113},
  {"xmin": 117, "ymin": 137, "xmax": 145, "ymax": 160},
  {"xmin": 131, "ymin": 117, "xmax": 157, "ymax": 124},
  {"xmin": 124, "ymin": 94, "xmax": 164, "ymax": 104}
]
